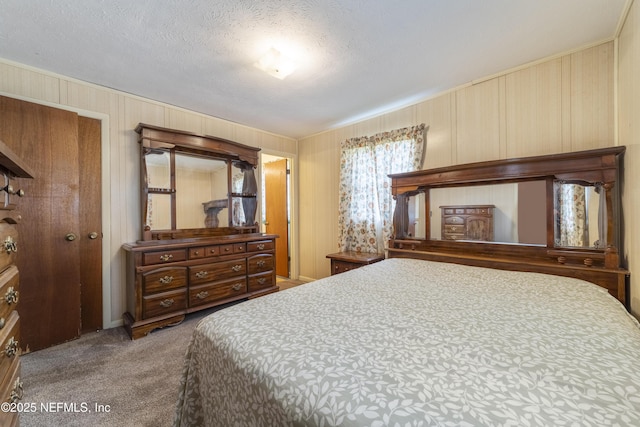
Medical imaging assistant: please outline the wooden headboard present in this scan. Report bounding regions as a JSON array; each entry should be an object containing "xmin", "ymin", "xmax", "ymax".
[{"xmin": 388, "ymin": 146, "xmax": 629, "ymax": 307}]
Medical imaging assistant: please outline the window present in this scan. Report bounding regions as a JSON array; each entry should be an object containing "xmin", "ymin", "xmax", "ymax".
[{"xmin": 338, "ymin": 124, "xmax": 426, "ymax": 253}]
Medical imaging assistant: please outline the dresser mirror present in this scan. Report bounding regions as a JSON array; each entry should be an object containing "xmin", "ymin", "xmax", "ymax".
[
  {"xmin": 144, "ymin": 150, "xmax": 232, "ymax": 230},
  {"xmin": 136, "ymin": 123, "xmax": 261, "ymax": 241},
  {"xmin": 403, "ymin": 180, "xmax": 604, "ymax": 248},
  {"xmin": 391, "ymin": 146, "xmax": 624, "ymax": 259},
  {"xmin": 389, "ymin": 147, "xmax": 626, "ymax": 305},
  {"xmin": 554, "ymin": 181, "xmax": 603, "ymax": 249}
]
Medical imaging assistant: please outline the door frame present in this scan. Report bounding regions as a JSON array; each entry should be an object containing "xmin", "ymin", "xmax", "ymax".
[
  {"xmin": 260, "ymin": 151, "xmax": 298, "ymax": 281},
  {"xmin": 0, "ymin": 91, "xmax": 113, "ymax": 329}
]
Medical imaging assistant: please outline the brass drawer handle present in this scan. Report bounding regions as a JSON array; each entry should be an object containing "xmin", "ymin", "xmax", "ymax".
[
  {"xmin": 159, "ymin": 298, "xmax": 174, "ymax": 308},
  {"xmin": 232, "ymin": 283, "xmax": 243, "ymax": 291},
  {"xmin": 257, "ymin": 244, "xmax": 265, "ymax": 250},
  {"xmin": 0, "ymin": 318, "xmax": 4, "ymax": 329},
  {"xmin": 257, "ymin": 278, "xmax": 266, "ymax": 285},
  {"xmin": 5, "ymin": 337, "xmax": 18, "ymax": 358},
  {"xmin": 257, "ymin": 260, "xmax": 266, "ymax": 268},
  {"xmin": 3, "ymin": 236, "xmax": 17, "ymax": 254},
  {"xmin": 196, "ymin": 291, "xmax": 209, "ymax": 299},
  {"xmin": 195, "ymin": 271, "xmax": 208, "ymax": 279},
  {"xmin": 159, "ymin": 254, "xmax": 173, "ymax": 262},
  {"xmin": 231, "ymin": 265, "xmax": 242, "ymax": 272},
  {"xmin": 5, "ymin": 287, "xmax": 18, "ymax": 305},
  {"xmin": 159, "ymin": 276, "xmax": 173, "ymax": 284},
  {"xmin": 10, "ymin": 377, "xmax": 23, "ymax": 403}
]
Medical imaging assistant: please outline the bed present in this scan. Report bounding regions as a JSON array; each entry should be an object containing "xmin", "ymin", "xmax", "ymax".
[
  {"xmin": 174, "ymin": 147, "xmax": 639, "ymax": 426},
  {"xmin": 174, "ymin": 258, "xmax": 640, "ymax": 426}
]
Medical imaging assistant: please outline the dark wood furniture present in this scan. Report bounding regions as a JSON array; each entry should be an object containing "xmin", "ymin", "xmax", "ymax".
[
  {"xmin": 123, "ymin": 235, "xmax": 277, "ymax": 339},
  {"xmin": 440, "ymin": 205, "xmax": 494, "ymax": 241},
  {"xmin": 389, "ymin": 146, "xmax": 629, "ymax": 307},
  {"xmin": 326, "ymin": 251, "xmax": 385, "ymax": 275},
  {"xmin": 0, "ymin": 139, "xmax": 34, "ymax": 426},
  {"xmin": 123, "ymin": 125, "xmax": 278, "ymax": 339}
]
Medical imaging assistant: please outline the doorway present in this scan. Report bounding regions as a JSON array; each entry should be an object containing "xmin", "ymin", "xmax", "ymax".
[{"xmin": 262, "ymin": 155, "xmax": 290, "ymax": 278}]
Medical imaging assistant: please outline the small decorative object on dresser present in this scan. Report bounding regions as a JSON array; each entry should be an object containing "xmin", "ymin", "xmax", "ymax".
[
  {"xmin": 122, "ymin": 125, "xmax": 278, "ymax": 339},
  {"xmin": 440, "ymin": 204, "xmax": 494, "ymax": 241},
  {"xmin": 326, "ymin": 251, "xmax": 385, "ymax": 275},
  {"xmin": 0, "ymin": 139, "xmax": 34, "ymax": 426}
]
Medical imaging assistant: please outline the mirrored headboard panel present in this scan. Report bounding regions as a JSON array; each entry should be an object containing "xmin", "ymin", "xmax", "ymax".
[
  {"xmin": 136, "ymin": 123, "xmax": 261, "ymax": 241},
  {"xmin": 389, "ymin": 146, "xmax": 629, "ymax": 305}
]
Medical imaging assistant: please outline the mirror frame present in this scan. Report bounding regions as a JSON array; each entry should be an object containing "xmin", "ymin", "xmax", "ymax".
[
  {"xmin": 389, "ymin": 146, "xmax": 625, "ymax": 271},
  {"xmin": 136, "ymin": 123, "xmax": 261, "ymax": 241}
]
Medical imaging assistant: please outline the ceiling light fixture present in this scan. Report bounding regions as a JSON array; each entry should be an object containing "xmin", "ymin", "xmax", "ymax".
[{"xmin": 254, "ymin": 47, "xmax": 297, "ymax": 80}]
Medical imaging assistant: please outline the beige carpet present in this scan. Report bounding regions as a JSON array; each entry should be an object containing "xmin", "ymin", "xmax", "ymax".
[
  {"xmin": 19, "ymin": 281, "xmax": 309, "ymax": 427},
  {"xmin": 20, "ymin": 309, "xmax": 208, "ymax": 427}
]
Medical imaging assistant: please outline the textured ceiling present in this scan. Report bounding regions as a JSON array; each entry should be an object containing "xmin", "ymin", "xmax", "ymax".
[{"xmin": 0, "ymin": 0, "xmax": 628, "ymax": 139}]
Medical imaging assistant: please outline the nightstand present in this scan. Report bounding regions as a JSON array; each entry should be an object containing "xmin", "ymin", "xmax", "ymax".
[{"xmin": 326, "ymin": 251, "xmax": 385, "ymax": 275}]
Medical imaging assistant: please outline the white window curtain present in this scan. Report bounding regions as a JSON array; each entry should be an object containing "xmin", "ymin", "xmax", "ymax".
[{"xmin": 338, "ymin": 124, "xmax": 426, "ymax": 253}]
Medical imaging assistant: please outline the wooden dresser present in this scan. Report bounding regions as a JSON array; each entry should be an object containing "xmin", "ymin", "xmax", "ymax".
[
  {"xmin": 123, "ymin": 234, "xmax": 277, "ymax": 339},
  {"xmin": 0, "ymin": 140, "xmax": 34, "ymax": 426},
  {"xmin": 326, "ymin": 251, "xmax": 385, "ymax": 275},
  {"xmin": 440, "ymin": 205, "xmax": 494, "ymax": 241}
]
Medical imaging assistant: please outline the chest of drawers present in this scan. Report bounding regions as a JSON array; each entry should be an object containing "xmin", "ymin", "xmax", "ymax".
[
  {"xmin": 0, "ymin": 139, "xmax": 33, "ymax": 426},
  {"xmin": 122, "ymin": 234, "xmax": 278, "ymax": 339}
]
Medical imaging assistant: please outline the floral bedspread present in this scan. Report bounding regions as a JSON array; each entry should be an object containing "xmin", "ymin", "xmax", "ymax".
[{"xmin": 174, "ymin": 258, "xmax": 640, "ymax": 426}]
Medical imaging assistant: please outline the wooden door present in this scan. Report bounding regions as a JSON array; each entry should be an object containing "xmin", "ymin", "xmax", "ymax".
[
  {"xmin": 0, "ymin": 96, "xmax": 101, "ymax": 350},
  {"xmin": 264, "ymin": 159, "xmax": 289, "ymax": 277},
  {"xmin": 78, "ymin": 117, "xmax": 102, "ymax": 333}
]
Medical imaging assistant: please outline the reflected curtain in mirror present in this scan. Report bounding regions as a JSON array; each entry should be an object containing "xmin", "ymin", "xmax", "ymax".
[
  {"xmin": 338, "ymin": 124, "xmax": 426, "ymax": 253},
  {"xmin": 556, "ymin": 183, "xmax": 587, "ymax": 246}
]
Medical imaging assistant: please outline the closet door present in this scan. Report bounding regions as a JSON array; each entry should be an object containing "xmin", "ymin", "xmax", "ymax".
[{"xmin": 0, "ymin": 95, "xmax": 82, "ymax": 351}]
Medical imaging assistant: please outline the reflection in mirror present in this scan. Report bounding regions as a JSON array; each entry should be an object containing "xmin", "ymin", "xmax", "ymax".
[
  {"xmin": 406, "ymin": 192, "xmax": 426, "ymax": 239},
  {"xmin": 231, "ymin": 162, "xmax": 259, "ymax": 227},
  {"xmin": 144, "ymin": 150, "xmax": 230, "ymax": 230},
  {"xmin": 554, "ymin": 182, "xmax": 602, "ymax": 248},
  {"xmin": 147, "ymin": 194, "xmax": 172, "ymax": 230},
  {"xmin": 176, "ymin": 154, "xmax": 228, "ymax": 229},
  {"xmin": 145, "ymin": 149, "xmax": 170, "ymax": 188},
  {"xmin": 429, "ymin": 182, "xmax": 547, "ymax": 245}
]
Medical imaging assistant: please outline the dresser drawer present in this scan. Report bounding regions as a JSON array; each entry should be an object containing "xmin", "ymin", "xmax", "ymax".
[
  {"xmin": 0, "ymin": 266, "xmax": 18, "ymax": 325},
  {"xmin": 217, "ymin": 243, "xmax": 246, "ymax": 255},
  {"xmin": 142, "ymin": 289, "xmax": 187, "ymax": 319},
  {"xmin": 142, "ymin": 249, "xmax": 186, "ymax": 265},
  {"xmin": 0, "ymin": 224, "xmax": 17, "ymax": 275},
  {"xmin": 247, "ymin": 240, "xmax": 274, "ymax": 252},
  {"xmin": 248, "ymin": 272, "xmax": 274, "ymax": 293},
  {"xmin": 0, "ymin": 356, "xmax": 21, "ymax": 427},
  {"xmin": 443, "ymin": 233, "xmax": 465, "ymax": 240},
  {"xmin": 189, "ymin": 278, "xmax": 247, "ymax": 307},
  {"xmin": 444, "ymin": 216, "xmax": 464, "ymax": 225},
  {"xmin": 189, "ymin": 259, "xmax": 246, "ymax": 285},
  {"xmin": 247, "ymin": 254, "xmax": 274, "ymax": 274},
  {"xmin": 142, "ymin": 267, "xmax": 187, "ymax": 294},
  {"xmin": 332, "ymin": 260, "xmax": 358, "ymax": 274},
  {"xmin": 0, "ymin": 312, "xmax": 19, "ymax": 379},
  {"xmin": 444, "ymin": 224, "xmax": 465, "ymax": 234}
]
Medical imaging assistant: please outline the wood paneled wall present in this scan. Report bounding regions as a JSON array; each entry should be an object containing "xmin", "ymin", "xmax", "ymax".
[
  {"xmin": 299, "ymin": 41, "xmax": 617, "ymax": 282},
  {"xmin": 0, "ymin": 60, "xmax": 297, "ymax": 328},
  {"xmin": 618, "ymin": 0, "xmax": 640, "ymax": 316}
]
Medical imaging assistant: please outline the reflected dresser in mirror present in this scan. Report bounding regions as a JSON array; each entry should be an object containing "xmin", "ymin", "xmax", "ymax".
[{"xmin": 122, "ymin": 125, "xmax": 278, "ymax": 339}]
